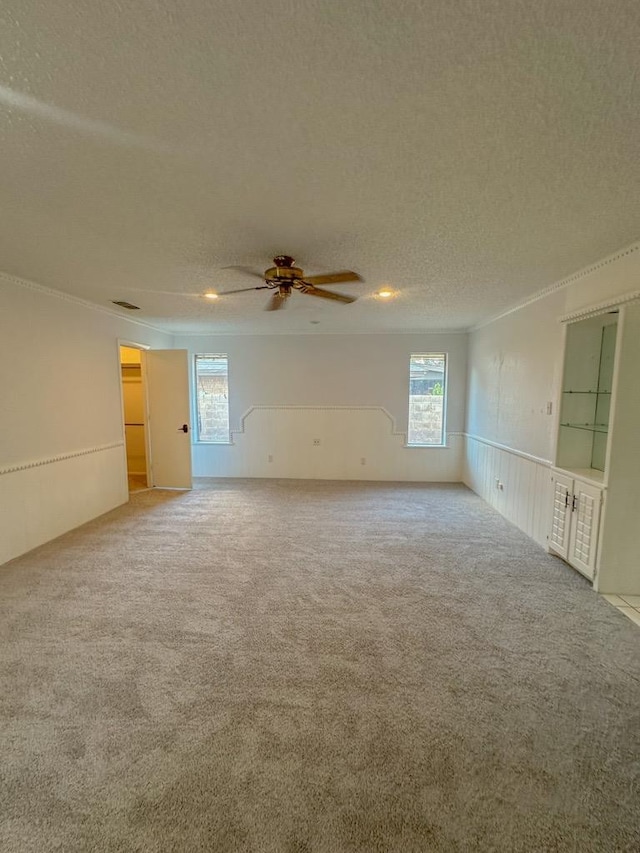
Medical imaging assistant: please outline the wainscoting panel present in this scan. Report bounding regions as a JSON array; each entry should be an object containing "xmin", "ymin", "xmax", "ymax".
[
  {"xmin": 463, "ymin": 434, "xmax": 552, "ymax": 549},
  {"xmin": 0, "ymin": 443, "xmax": 128, "ymax": 565},
  {"xmin": 193, "ymin": 406, "xmax": 463, "ymax": 482}
]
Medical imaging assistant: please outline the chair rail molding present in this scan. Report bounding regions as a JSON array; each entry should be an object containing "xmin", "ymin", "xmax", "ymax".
[
  {"xmin": 463, "ymin": 433, "xmax": 553, "ymax": 468},
  {"xmin": 193, "ymin": 405, "xmax": 463, "ymax": 481},
  {"xmin": 0, "ymin": 441, "xmax": 125, "ymax": 477},
  {"xmin": 232, "ymin": 405, "xmax": 408, "ymax": 443},
  {"xmin": 232, "ymin": 405, "xmax": 463, "ymax": 446}
]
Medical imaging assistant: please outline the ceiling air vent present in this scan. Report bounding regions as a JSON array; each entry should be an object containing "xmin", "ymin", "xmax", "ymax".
[{"xmin": 112, "ymin": 300, "xmax": 140, "ymax": 310}]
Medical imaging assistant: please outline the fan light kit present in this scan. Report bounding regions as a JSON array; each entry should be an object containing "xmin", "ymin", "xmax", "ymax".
[{"xmin": 208, "ymin": 255, "xmax": 363, "ymax": 311}]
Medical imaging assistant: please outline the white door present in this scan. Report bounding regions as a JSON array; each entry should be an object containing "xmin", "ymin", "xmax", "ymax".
[
  {"xmin": 143, "ymin": 349, "xmax": 192, "ymax": 489},
  {"xmin": 568, "ymin": 480, "xmax": 602, "ymax": 580},
  {"xmin": 549, "ymin": 473, "xmax": 572, "ymax": 559}
]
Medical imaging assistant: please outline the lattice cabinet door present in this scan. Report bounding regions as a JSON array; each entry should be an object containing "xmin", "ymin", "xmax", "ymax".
[
  {"xmin": 567, "ymin": 480, "xmax": 603, "ymax": 580},
  {"xmin": 549, "ymin": 473, "xmax": 572, "ymax": 560}
]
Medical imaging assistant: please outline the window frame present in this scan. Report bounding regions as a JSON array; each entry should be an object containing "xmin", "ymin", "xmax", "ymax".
[
  {"xmin": 406, "ymin": 352, "xmax": 448, "ymax": 448},
  {"xmin": 193, "ymin": 353, "xmax": 231, "ymax": 444}
]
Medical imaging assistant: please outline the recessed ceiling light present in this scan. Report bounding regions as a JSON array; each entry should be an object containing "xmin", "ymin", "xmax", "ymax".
[
  {"xmin": 203, "ymin": 292, "xmax": 219, "ymax": 300},
  {"xmin": 377, "ymin": 289, "xmax": 394, "ymax": 299}
]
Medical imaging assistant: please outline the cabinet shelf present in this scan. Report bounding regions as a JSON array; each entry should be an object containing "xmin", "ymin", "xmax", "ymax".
[
  {"xmin": 562, "ymin": 390, "xmax": 611, "ymax": 395},
  {"xmin": 560, "ymin": 422, "xmax": 609, "ymax": 434}
]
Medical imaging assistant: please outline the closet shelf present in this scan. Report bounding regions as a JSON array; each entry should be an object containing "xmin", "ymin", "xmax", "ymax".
[
  {"xmin": 560, "ymin": 423, "xmax": 609, "ymax": 434},
  {"xmin": 562, "ymin": 390, "xmax": 611, "ymax": 395}
]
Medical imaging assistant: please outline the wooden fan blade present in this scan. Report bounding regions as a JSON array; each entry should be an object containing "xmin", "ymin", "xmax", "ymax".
[
  {"xmin": 219, "ymin": 285, "xmax": 271, "ymax": 295},
  {"xmin": 304, "ymin": 286, "xmax": 356, "ymax": 304},
  {"xmin": 221, "ymin": 265, "xmax": 266, "ymax": 279},
  {"xmin": 265, "ymin": 292, "xmax": 287, "ymax": 311},
  {"xmin": 302, "ymin": 271, "xmax": 362, "ymax": 286}
]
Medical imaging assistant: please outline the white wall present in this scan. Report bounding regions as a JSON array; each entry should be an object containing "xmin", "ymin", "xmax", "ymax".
[
  {"xmin": 464, "ymin": 243, "xmax": 640, "ymax": 550},
  {"xmin": 597, "ymin": 301, "xmax": 640, "ymax": 593},
  {"xmin": 0, "ymin": 276, "xmax": 172, "ymax": 564},
  {"xmin": 174, "ymin": 333, "xmax": 467, "ymax": 481},
  {"xmin": 466, "ymin": 292, "xmax": 566, "ymax": 462}
]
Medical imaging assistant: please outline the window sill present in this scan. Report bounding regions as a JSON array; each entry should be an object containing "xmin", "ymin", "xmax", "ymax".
[
  {"xmin": 405, "ymin": 443, "xmax": 448, "ymax": 449},
  {"xmin": 194, "ymin": 440, "xmax": 232, "ymax": 446}
]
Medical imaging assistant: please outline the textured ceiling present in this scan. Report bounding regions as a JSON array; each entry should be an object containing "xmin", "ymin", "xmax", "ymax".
[{"xmin": 1, "ymin": 0, "xmax": 639, "ymax": 334}]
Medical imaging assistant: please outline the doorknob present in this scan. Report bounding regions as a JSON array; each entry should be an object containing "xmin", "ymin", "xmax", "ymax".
[{"xmin": 178, "ymin": 424, "xmax": 189, "ymax": 433}]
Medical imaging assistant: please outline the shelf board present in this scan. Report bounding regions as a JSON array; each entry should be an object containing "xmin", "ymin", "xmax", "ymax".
[
  {"xmin": 554, "ymin": 466, "xmax": 606, "ymax": 486},
  {"xmin": 562, "ymin": 390, "xmax": 611, "ymax": 395},
  {"xmin": 560, "ymin": 422, "xmax": 609, "ymax": 434}
]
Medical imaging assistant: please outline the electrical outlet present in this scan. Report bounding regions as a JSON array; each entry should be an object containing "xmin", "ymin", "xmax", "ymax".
[
  {"xmin": 360, "ymin": 457, "xmax": 366, "ymax": 465},
  {"xmin": 268, "ymin": 454, "xmax": 273, "ymax": 463},
  {"xmin": 546, "ymin": 401, "xmax": 553, "ymax": 415},
  {"xmin": 313, "ymin": 439, "xmax": 321, "ymax": 446}
]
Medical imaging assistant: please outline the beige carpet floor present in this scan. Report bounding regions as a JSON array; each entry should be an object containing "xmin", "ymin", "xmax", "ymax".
[{"xmin": 1, "ymin": 479, "xmax": 639, "ymax": 852}]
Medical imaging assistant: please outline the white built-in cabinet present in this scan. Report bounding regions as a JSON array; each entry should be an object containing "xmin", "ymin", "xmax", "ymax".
[
  {"xmin": 549, "ymin": 472, "xmax": 603, "ymax": 580},
  {"xmin": 549, "ymin": 300, "xmax": 640, "ymax": 595}
]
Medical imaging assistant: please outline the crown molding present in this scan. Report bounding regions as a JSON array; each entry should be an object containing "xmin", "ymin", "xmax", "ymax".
[
  {"xmin": 560, "ymin": 289, "xmax": 640, "ymax": 323},
  {"xmin": 1, "ymin": 270, "xmax": 169, "ymax": 334},
  {"xmin": 5, "ymin": 239, "xmax": 639, "ymax": 338},
  {"xmin": 170, "ymin": 327, "xmax": 470, "ymax": 338},
  {"xmin": 469, "ymin": 241, "xmax": 640, "ymax": 332}
]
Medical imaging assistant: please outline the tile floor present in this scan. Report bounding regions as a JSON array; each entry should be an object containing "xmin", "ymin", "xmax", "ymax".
[{"xmin": 601, "ymin": 594, "xmax": 640, "ymax": 627}]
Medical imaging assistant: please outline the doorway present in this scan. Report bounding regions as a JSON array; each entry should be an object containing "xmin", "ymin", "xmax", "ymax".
[
  {"xmin": 118, "ymin": 343, "xmax": 193, "ymax": 491},
  {"xmin": 119, "ymin": 345, "xmax": 149, "ymax": 492}
]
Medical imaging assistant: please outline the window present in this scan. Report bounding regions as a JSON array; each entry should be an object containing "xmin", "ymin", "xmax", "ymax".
[
  {"xmin": 407, "ymin": 354, "xmax": 446, "ymax": 445},
  {"xmin": 195, "ymin": 355, "xmax": 230, "ymax": 442}
]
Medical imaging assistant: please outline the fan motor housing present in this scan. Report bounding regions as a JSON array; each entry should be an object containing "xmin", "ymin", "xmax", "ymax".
[{"xmin": 265, "ymin": 263, "xmax": 303, "ymax": 282}]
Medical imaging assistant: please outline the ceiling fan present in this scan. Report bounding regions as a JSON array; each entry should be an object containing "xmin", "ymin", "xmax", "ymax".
[{"xmin": 219, "ymin": 255, "xmax": 363, "ymax": 311}]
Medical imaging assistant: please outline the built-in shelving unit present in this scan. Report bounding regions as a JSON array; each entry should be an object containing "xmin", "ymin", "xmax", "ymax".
[
  {"xmin": 550, "ymin": 312, "xmax": 617, "ymax": 581},
  {"xmin": 550, "ymin": 300, "xmax": 640, "ymax": 595}
]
